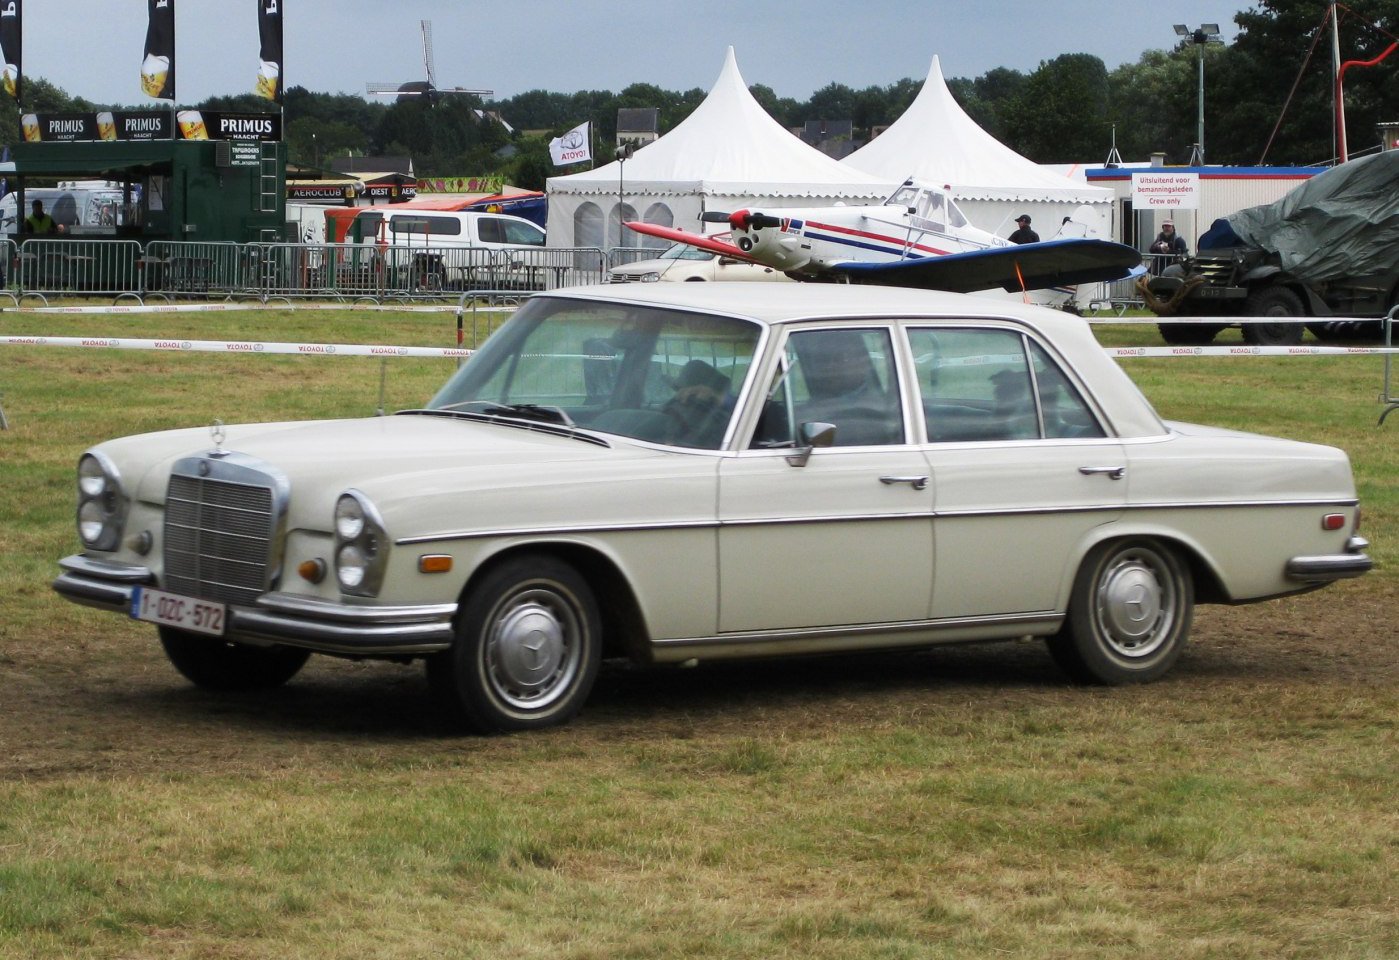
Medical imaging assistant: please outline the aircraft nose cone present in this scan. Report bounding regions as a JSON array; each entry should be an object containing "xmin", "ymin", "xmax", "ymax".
[{"xmin": 728, "ymin": 209, "xmax": 750, "ymax": 231}]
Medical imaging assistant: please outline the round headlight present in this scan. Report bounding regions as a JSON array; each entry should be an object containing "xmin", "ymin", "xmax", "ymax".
[
  {"xmin": 78, "ymin": 500, "xmax": 108, "ymax": 545},
  {"xmin": 78, "ymin": 455, "xmax": 109, "ymax": 497},
  {"xmin": 335, "ymin": 496, "xmax": 365, "ymax": 540},
  {"xmin": 336, "ymin": 544, "xmax": 366, "ymax": 588},
  {"xmin": 640, "ymin": 272, "xmax": 661, "ymax": 282}
]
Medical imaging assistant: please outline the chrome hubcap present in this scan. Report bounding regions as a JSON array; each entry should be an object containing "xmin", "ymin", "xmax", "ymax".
[
  {"xmin": 1095, "ymin": 551, "xmax": 1174, "ymax": 659},
  {"xmin": 485, "ymin": 587, "xmax": 579, "ymax": 711}
]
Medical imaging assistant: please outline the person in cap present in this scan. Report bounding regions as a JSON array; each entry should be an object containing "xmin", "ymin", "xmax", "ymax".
[
  {"xmin": 1008, "ymin": 214, "xmax": 1039, "ymax": 245},
  {"xmin": 1150, "ymin": 219, "xmax": 1188, "ymax": 258}
]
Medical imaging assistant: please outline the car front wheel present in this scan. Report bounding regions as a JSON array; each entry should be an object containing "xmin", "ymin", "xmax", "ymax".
[
  {"xmin": 427, "ymin": 554, "xmax": 601, "ymax": 733},
  {"xmin": 158, "ymin": 626, "xmax": 310, "ymax": 690},
  {"xmin": 1048, "ymin": 539, "xmax": 1194, "ymax": 684}
]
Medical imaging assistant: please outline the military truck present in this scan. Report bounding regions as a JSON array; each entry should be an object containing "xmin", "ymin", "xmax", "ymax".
[{"xmin": 1144, "ymin": 151, "xmax": 1399, "ymax": 346}]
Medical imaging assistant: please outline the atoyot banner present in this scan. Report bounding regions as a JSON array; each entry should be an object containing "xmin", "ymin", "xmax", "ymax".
[
  {"xmin": 141, "ymin": 0, "xmax": 175, "ymax": 100},
  {"xmin": 549, "ymin": 122, "xmax": 591, "ymax": 166},
  {"xmin": 256, "ymin": 0, "xmax": 283, "ymax": 103},
  {"xmin": 0, "ymin": 0, "xmax": 21, "ymax": 102}
]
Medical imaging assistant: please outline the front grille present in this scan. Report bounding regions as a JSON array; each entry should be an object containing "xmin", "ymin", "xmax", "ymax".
[{"xmin": 163, "ymin": 471, "xmax": 277, "ymax": 606}]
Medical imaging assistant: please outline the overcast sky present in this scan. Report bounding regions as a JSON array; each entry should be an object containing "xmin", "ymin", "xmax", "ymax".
[{"xmin": 22, "ymin": 1, "xmax": 1249, "ymax": 105}]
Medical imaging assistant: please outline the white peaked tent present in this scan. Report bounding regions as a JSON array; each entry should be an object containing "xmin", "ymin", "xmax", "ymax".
[
  {"xmin": 844, "ymin": 56, "xmax": 1115, "ymax": 241},
  {"xmin": 546, "ymin": 47, "xmax": 890, "ymax": 250}
]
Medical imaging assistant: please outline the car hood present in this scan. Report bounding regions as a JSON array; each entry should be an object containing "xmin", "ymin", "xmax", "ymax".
[{"xmin": 97, "ymin": 413, "xmax": 665, "ymax": 507}]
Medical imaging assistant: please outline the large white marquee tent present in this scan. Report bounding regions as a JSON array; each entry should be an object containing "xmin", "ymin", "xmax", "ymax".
[
  {"xmin": 545, "ymin": 47, "xmax": 890, "ymax": 250},
  {"xmin": 844, "ymin": 56, "xmax": 1115, "ymax": 241}
]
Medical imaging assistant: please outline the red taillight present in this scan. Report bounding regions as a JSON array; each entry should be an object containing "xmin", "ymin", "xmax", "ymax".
[{"xmin": 1322, "ymin": 513, "xmax": 1346, "ymax": 531}]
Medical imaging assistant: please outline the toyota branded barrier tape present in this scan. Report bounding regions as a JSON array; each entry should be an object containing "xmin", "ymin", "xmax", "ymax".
[
  {"xmin": 3, "ymin": 336, "xmax": 1397, "ymax": 360},
  {"xmin": 0, "ymin": 302, "xmax": 508, "ymax": 315},
  {"xmin": 1, "ymin": 335, "xmax": 473, "ymax": 358}
]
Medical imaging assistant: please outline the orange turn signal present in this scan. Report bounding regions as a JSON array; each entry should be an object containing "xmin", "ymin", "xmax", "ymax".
[
  {"xmin": 298, "ymin": 558, "xmax": 327, "ymax": 583},
  {"xmin": 419, "ymin": 554, "xmax": 453, "ymax": 574}
]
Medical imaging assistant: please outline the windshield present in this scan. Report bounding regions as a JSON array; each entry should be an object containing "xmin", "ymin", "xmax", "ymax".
[
  {"xmin": 427, "ymin": 297, "xmax": 763, "ymax": 450},
  {"xmin": 660, "ymin": 243, "xmax": 716, "ymax": 262}
]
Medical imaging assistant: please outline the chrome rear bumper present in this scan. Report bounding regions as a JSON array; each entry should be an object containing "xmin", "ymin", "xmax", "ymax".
[{"xmin": 1285, "ymin": 536, "xmax": 1373, "ymax": 583}]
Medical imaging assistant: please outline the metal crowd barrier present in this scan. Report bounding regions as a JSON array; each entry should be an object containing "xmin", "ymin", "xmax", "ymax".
[
  {"xmin": 15, "ymin": 238, "xmax": 144, "ymax": 305},
  {"xmin": 4, "ymin": 239, "xmax": 613, "ymax": 304}
]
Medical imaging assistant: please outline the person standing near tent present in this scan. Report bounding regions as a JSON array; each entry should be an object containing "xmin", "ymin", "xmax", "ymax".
[{"xmin": 1008, "ymin": 214, "xmax": 1038, "ymax": 244}]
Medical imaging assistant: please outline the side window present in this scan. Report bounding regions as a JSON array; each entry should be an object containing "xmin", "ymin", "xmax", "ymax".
[
  {"xmin": 910, "ymin": 328, "xmax": 1106, "ymax": 442},
  {"xmin": 1028, "ymin": 341, "xmax": 1105, "ymax": 439},
  {"xmin": 477, "ymin": 218, "xmax": 506, "ymax": 244},
  {"xmin": 785, "ymin": 328, "xmax": 903, "ymax": 447},
  {"xmin": 501, "ymin": 219, "xmax": 545, "ymax": 246},
  {"xmin": 911, "ymin": 328, "xmax": 1038, "ymax": 441}
]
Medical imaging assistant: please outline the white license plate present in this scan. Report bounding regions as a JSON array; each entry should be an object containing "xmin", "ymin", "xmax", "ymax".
[{"xmin": 131, "ymin": 587, "xmax": 227, "ymax": 637}]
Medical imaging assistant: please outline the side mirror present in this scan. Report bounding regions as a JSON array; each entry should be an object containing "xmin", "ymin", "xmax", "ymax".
[{"xmin": 786, "ymin": 421, "xmax": 836, "ymax": 467}]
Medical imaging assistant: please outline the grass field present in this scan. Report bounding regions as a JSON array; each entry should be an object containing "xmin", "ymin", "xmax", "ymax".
[{"xmin": 1, "ymin": 306, "xmax": 1395, "ymax": 959}]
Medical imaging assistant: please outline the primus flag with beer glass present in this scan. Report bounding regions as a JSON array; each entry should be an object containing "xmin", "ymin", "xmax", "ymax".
[
  {"xmin": 141, "ymin": 0, "xmax": 175, "ymax": 100},
  {"xmin": 0, "ymin": 0, "xmax": 21, "ymax": 103},
  {"xmin": 255, "ymin": 0, "xmax": 282, "ymax": 103}
]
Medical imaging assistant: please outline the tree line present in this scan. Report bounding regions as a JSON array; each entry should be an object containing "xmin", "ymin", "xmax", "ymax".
[{"xmin": 3, "ymin": 1, "xmax": 1396, "ymax": 189}]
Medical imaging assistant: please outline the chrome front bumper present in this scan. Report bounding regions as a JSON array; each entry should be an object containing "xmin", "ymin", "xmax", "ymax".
[
  {"xmin": 53, "ymin": 555, "xmax": 457, "ymax": 656},
  {"xmin": 1285, "ymin": 536, "xmax": 1374, "ymax": 583}
]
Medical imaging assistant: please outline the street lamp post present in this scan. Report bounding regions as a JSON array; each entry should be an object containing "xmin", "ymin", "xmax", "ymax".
[{"xmin": 1174, "ymin": 23, "xmax": 1223, "ymax": 165}]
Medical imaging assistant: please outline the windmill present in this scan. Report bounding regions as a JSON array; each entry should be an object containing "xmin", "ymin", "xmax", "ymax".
[{"xmin": 366, "ymin": 20, "xmax": 492, "ymax": 103}]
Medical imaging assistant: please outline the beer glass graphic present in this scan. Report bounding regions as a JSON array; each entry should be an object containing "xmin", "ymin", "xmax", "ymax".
[
  {"xmin": 141, "ymin": 54, "xmax": 169, "ymax": 97},
  {"xmin": 256, "ymin": 60, "xmax": 279, "ymax": 100},
  {"xmin": 177, "ymin": 110, "xmax": 208, "ymax": 140},
  {"xmin": 21, "ymin": 112, "xmax": 39, "ymax": 142},
  {"xmin": 2, "ymin": 64, "xmax": 17, "ymax": 99},
  {"xmin": 96, "ymin": 112, "xmax": 117, "ymax": 141}
]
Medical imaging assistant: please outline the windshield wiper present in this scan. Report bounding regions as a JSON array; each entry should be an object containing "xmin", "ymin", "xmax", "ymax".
[{"xmin": 427, "ymin": 400, "xmax": 574, "ymax": 427}]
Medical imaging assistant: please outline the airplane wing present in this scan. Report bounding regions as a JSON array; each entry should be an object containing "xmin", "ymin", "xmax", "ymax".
[
  {"xmin": 623, "ymin": 221, "xmax": 765, "ymax": 264},
  {"xmin": 831, "ymin": 238, "xmax": 1144, "ymax": 294}
]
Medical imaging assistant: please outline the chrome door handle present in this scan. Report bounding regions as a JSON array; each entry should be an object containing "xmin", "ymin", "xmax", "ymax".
[
  {"xmin": 1079, "ymin": 465, "xmax": 1126, "ymax": 480},
  {"xmin": 880, "ymin": 475, "xmax": 930, "ymax": 490}
]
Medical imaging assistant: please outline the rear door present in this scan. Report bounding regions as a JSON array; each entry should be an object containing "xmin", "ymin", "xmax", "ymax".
[{"xmin": 910, "ymin": 324, "xmax": 1127, "ymax": 617}]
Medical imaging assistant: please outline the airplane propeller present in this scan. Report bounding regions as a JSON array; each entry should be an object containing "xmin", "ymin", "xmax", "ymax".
[{"xmin": 700, "ymin": 209, "xmax": 784, "ymax": 231}]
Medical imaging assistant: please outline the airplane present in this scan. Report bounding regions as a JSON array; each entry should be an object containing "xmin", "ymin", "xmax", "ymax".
[{"xmin": 625, "ymin": 178, "xmax": 1144, "ymax": 308}]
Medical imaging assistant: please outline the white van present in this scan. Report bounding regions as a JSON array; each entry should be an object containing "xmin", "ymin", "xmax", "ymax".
[
  {"xmin": 347, "ymin": 208, "xmax": 548, "ymax": 291},
  {"xmin": 350, "ymin": 209, "xmax": 545, "ymax": 251}
]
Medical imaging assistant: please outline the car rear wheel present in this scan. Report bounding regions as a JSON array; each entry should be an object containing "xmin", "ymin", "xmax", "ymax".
[
  {"xmin": 1048, "ymin": 539, "xmax": 1194, "ymax": 684},
  {"xmin": 1242, "ymin": 286, "xmax": 1306, "ymax": 346},
  {"xmin": 158, "ymin": 626, "xmax": 310, "ymax": 690},
  {"xmin": 427, "ymin": 554, "xmax": 601, "ymax": 733}
]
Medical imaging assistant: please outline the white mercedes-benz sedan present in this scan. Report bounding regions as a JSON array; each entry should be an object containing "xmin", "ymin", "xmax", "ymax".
[{"xmin": 54, "ymin": 283, "xmax": 1371, "ymax": 732}]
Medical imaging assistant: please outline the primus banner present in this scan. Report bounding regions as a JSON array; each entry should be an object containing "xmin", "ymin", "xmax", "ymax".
[
  {"xmin": 256, "ymin": 0, "xmax": 283, "ymax": 103},
  {"xmin": 0, "ymin": 0, "xmax": 21, "ymax": 102},
  {"xmin": 141, "ymin": 0, "xmax": 175, "ymax": 100}
]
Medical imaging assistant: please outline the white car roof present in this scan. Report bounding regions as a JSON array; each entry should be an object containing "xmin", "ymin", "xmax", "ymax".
[{"xmin": 540, "ymin": 282, "xmax": 1167, "ymax": 438}]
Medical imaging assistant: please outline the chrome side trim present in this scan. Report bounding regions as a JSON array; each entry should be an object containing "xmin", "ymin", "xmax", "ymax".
[
  {"xmin": 398, "ymin": 496, "xmax": 1360, "ymax": 545},
  {"xmin": 656, "ymin": 610, "xmax": 1058, "ymax": 649}
]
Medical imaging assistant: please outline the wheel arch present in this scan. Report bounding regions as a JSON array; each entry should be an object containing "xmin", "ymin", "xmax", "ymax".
[
  {"xmin": 454, "ymin": 540, "xmax": 653, "ymax": 663},
  {"xmin": 1064, "ymin": 526, "xmax": 1231, "ymax": 609}
]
